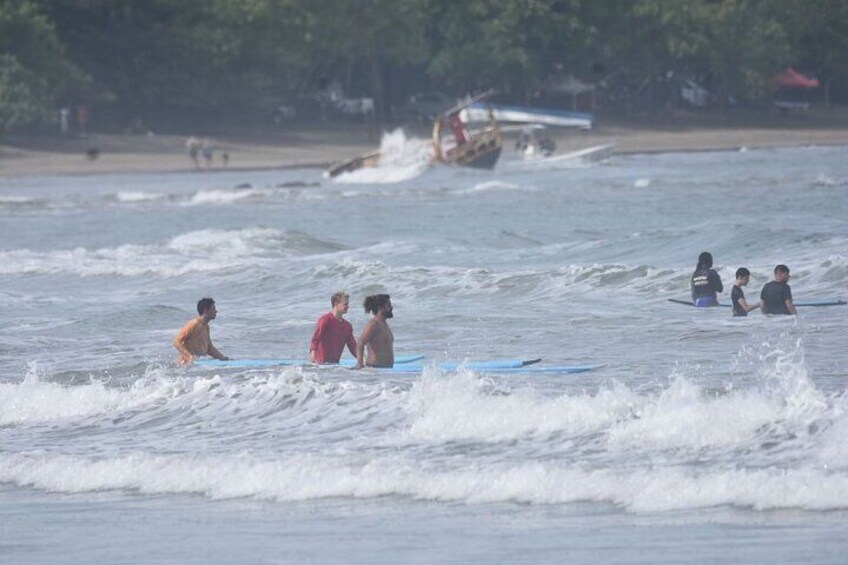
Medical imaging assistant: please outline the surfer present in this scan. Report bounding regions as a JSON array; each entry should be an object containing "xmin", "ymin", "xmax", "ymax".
[
  {"xmin": 691, "ymin": 251, "xmax": 723, "ymax": 306},
  {"xmin": 760, "ymin": 264, "xmax": 797, "ymax": 315},
  {"xmin": 173, "ymin": 298, "xmax": 229, "ymax": 365},
  {"xmin": 353, "ymin": 294, "xmax": 394, "ymax": 369},
  {"xmin": 730, "ymin": 267, "xmax": 760, "ymax": 317},
  {"xmin": 308, "ymin": 291, "xmax": 357, "ymax": 364}
]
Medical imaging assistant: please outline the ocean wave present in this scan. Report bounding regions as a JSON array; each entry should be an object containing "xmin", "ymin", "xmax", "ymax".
[
  {"xmin": 5, "ymin": 345, "xmax": 841, "ymax": 454},
  {"xmin": 114, "ymin": 191, "xmax": 167, "ymax": 203},
  {"xmin": 300, "ymin": 257, "xmax": 846, "ymax": 302},
  {"xmin": 401, "ymin": 343, "xmax": 838, "ymax": 451},
  {"xmin": 3, "ymin": 451, "xmax": 847, "ymax": 513},
  {"xmin": 459, "ymin": 180, "xmax": 531, "ymax": 194},
  {"xmin": 0, "ymin": 227, "xmax": 346, "ymax": 277},
  {"xmin": 0, "ymin": 195, "xmax": 49, "ymax": 209},
  {"xmin": 186, "ymin": 187, "xmax": 274, "ymax": 205},
  {"xmin": 812, "ymin": 173, "xmax": 847, "ymax": 187},
  {"xmin": 2, "ymin": 344, "xmax": 847, "ymax": 513},
  {"xmin": 0, "ymin": 363, "xmax": 173, "ymax": 425}
]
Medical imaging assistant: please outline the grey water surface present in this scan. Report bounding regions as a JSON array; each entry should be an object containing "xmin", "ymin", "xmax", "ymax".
[{"xmin": 1, "ymin": 145, "xmax": 847, "ymax": 563}]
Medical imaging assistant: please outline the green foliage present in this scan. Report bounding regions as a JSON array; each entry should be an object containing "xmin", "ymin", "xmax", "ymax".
[
  {"xmin": 4, "ymin": 0, "xmax": 848, "ymax": 131},
  {"xmin": 0, "ymin": 0, "xmax": 84, "ymax": 130},
  {"xmin": 0, "ymin": 53, "xmax": 51, "ymax": 131}
]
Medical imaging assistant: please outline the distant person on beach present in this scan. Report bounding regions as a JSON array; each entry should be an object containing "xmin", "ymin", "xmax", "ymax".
[
  {"xmin": 202, "ymin": 139, "xmax": 214, "ymax": 168},
  {"xmin": 186, "ymin": 136, "xmax": 201, "ymax": 168},
  {"xmin": 691, "ymin": 251, "xmax": 723, "ymax": 306},
  {"xmin": 173, "ymin": 298, "xmax": 229, "ymax": 365},
  {"xmin": 760, "ymin": 264, "xmax": 797, "ymax": 315},
  {"xmin": 353, "ymin": 294, "xmax": 394, "ymax": 369},
  {"xmin": 309, "ymin": 291, "xmax": 357, "ymax": 364},
  {"xmin": 59, "ymin": 107, "xmax": 70, "ymax": 134},
  {"xmin": 76, "ymin": 105, "xmax": 88, "ymax": 135},
  {"xmin": 730, "ymin": 267, "xmax": 759, "ymax": 317}
]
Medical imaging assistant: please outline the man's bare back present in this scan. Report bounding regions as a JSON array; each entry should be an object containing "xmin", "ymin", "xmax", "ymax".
[
  {"xmin": 354, "ymin": 294, "xmax": 395, "ymax": 369},
  {"xmin": 358, "ymin": 318, "xmax": 394, "ymax": 367}
]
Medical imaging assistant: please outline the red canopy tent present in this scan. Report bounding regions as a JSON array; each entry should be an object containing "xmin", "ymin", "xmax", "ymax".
[{"xmin": 774, "ymin": 67, "xmax": 820, "ymax": 89}]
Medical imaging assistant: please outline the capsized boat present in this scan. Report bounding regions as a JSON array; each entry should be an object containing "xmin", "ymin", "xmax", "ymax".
[
  {"xmin": 431, "ymin": 91, "xmax": 503, "ymax": 170},
  {"xmin": 324, "ymin": 149, "xmax": 381, "ymax": 179},
  {"xmin": 324, "ymin": 91, "xmax": 504, "ymax": 178}
]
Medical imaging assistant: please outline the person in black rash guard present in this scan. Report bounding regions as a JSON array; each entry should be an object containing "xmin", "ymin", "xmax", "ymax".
[
  {"xmin": 760, "ymin": 264, "xmax": 797, "ymax": 315},
  {"xmin": 731, "ymin": 267, "xmax": 759, "ymax": 316},
  {"xmin": 690, "ymin": 251, "xmax": 723, "ymax": 306}
]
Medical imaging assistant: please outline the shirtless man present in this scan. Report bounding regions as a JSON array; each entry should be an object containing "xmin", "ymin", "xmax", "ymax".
[
  {"xmin": 309, "ymin": 291, "xmax": 357, "ymax": 364},
  {"xmin": 353, "ymin": 294, "xmax": 394, "ymax": 369},
  {"xmin": 173, "ymin": 298, "xmax": 229, "ymax": 365}
]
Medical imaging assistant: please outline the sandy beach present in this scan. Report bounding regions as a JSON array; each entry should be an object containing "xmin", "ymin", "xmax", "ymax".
[{"xmin": 1, "ymin": 112, "xmax": 847, "ymax": 177}]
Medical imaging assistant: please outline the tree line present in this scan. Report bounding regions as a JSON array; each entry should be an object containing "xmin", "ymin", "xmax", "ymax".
[{"xmin": 2, "ymin": 0, "xmax": 847, "ymax": 133}]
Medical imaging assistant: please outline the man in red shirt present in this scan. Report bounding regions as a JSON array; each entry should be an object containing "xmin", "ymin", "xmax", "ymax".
[{"xmin": 309, "ymin": 291, "xmax": 357, "ymax": 364}]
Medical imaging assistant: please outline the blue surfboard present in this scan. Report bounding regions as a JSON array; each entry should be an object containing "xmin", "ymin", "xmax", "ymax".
[
  {"xmin": 668, "ymin": 298, "xmax": 845, "ymax": 308},
  {"xmin": 374, "ymin": 362, "xmax": 602, "ymax": 375},
  {"xmin": 195, "ymin": 354, "xmax": 424, "ymax": 369},
  {"xmin": 395, "ymin": 358, "xmax": 541, "ymax": 372},
  {"xmin": 793, "ymin": 300, "xmax": 847, "ymax": 307}
]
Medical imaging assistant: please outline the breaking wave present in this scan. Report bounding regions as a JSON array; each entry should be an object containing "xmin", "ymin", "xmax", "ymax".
[{"xmin": 1, "ymin": 344, "xmax": 846, "ymax": 513}]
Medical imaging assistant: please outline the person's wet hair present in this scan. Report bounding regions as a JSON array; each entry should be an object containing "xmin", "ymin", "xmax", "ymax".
[
  {"xmin": 363, "ymin": 294, "xmax": 391, "ymax": 315},
  {"xmin": 331, "ymin": 291, "xmax": 349, "ymax": 307},
  {"xmin": 774, "ymin": 264, "xmax": 790, "ymax": 275},
  {"xmin": 697, "ymin": 252, "xmax": 713, "ymax": 270},
  {"xmin": 197, "ymin": 297, "xmax": 215, "ymax": 315},
  {"xmin": 735, "ymin": 267, "xmax": 750, "ymax": 278}
]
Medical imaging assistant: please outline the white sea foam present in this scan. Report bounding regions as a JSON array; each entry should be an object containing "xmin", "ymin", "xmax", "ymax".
[
  {"xmin": 606, "ymin": 374, "xmax": 782, "ymax": 451},
  {"xmin": 0, "ymin": 363, "xmax": 173, "ymax": 425},
  {"xmin": 404, "ymin": 370, "xmax": 639, "ymax": 442},
  {"xmin": 461, "ymin": 180, "xmax": 529, "ymax": 194},
  {"xmin": 817, "ymin": 395, "xmax": 848, "ymax": 469},
  {"xmin": 2, "ymin": 451, "xmax": 848, "ymax": 513},
  {"xmin": 812, "ymin": 173, "xmax": 844, "ymax": 187},
  {"xmin": 331, "ymin": 129, "xmax": 431, "ymax": 184},
  {"xmin": 2, "ymin": 343, "xmax": 847, "ymax": 514},
  {"xmin": 186, "ymin": 187, "xmax": 272, "ymax": 205},
  {"xmin": 0, "ymin": 195, "xmax": 40, "ymax": 204},
  {"xmin": 115, "ymin": 191, "xmax": 166, "ymax": 203}
]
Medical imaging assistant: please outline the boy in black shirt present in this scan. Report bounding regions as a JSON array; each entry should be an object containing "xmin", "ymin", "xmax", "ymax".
[
  {"xmin": 731, "ymin": 267, "xmax": 759, "ymax": 316},
  {"xmin": 760, "ymin": 264, "xmax": 797, "ymax": 315}
]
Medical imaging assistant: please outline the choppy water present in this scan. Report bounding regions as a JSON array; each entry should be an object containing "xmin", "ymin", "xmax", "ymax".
[{"xmin": 1, "ymin": 144, "xmax": 848, "ymax": 563}]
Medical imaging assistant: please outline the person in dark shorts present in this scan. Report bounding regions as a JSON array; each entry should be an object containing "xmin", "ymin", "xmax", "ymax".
[
  {"xmin": 730, "ymin": 267, "xmax": 759, "ymax": 317},
  {"xmin": 691, "ymin": 251, "xmax": 723, "ymax": 306},
  {"xmin": 760, "ymin": 264, "xmax": 797, "ymax": 315}
]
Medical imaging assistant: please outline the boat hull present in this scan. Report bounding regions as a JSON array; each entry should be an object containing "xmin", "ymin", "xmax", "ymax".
[
  {"xmin": 441, "ymin": 128, "xmax": 503, "ymax": 170},
  {"xmin": 324, "ymin": 150, "xmax": 381, "ymax": 178}
]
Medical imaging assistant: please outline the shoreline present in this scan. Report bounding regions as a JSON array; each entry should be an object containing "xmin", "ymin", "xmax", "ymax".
[{"xmin": 2, "ymin": 119, "xmax": 847, "ymax": 178}]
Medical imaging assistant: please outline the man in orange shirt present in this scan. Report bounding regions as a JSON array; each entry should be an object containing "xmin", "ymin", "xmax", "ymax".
[
  {"xmin": 173, "ymin": 298, "xmax": 229, "ymax": 365},
  {"xmin": 309, "ymin": 291, "xmax": 357, "ymax": 364}
]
